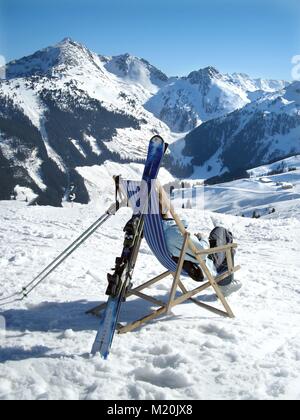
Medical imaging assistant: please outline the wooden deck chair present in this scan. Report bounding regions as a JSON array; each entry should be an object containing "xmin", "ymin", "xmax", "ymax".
[{"xmin": 87, "ymin": 178, "xmax": 241, "ymax": 334}]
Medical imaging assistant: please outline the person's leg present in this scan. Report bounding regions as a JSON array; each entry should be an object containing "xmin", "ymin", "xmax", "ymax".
[
  {"xmin": 172, "ymin": 257, "xmax": 204, "ymax": 282},
  {"xmin": 209, "ymin": 227, "xmax": 241, "ymax": 295},
  {"xmin": 208, "ymin": 227, "xmax": 231, "ymax": 284}
]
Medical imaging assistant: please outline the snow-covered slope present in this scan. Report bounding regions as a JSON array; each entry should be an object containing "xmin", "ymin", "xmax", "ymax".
[
  {"xmin": 1, "ymin": 149, "xmax": 300, "ymax": 400},
  {"xmin": 0, "ymin": 38, "xmax": 171, "ymax": 205},
  {"xmin": 0, "ymin": 199, "xmax": 299, "ymax": 400},
  {"xmin": 228, "ymin": 72, "xmax": 287, "ymax": 95},
  {"xmin": 170, "ymin": 156, "xmax": 300, "ymax": 219},
  {"xmin": 100, "ymin": 53, "xmax": 169, "ymax": 96},
  {"xmin": 3, "ymin": 38, "xmax": 105, "ymax": 80},
  {"xmin": 248, "ymin": 155, "xmax": 300, "ymax": 177},
  {"xmin": 1, "ymin": 38, "xmax": 170, "ymax": 151},
  {"xmin": 0, "ymin": 37, "xmax": 293, "ymax": 206},
  {"xmin": 177, "ymin": 82, "xmax": 300, "ymax": 178},
  {"xmin": 76, "ymin": 161, "xmax": 174, "ymax": 206},
  {"xmin": 203, "ymin": 169, "xmax": 300, "ymax": 217},
  {"xmin": 145, "ymin": 67, "xmax": 289, "ymax": 132}
]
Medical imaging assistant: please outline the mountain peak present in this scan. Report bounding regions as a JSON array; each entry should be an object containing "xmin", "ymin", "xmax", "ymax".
[
  {"xmin": 102, "ymin": 53, "xmax": 168, "ymax": 90},
  {"xmin": 202, "ymin": 66, "xmax": 220, "ymax": 76},
  {"xmin": 56, "ymin": 37, "xmax": 87, "ymax": 50},
  {"xmin": 231, "ymin": 72, "xmax": 251, "ymax": 79},
  {"xmin": 187, "ymin": 66, "xmax": 220, "ymax": 85},
  {"xmin": 58, "ymin": 37, "xmax": 75, "ymax": 45},
  {"xmin": 122, "ymin": 52, "xmax": 135, "ymax": 60},
  {"xmin": 3, "ymin": 38, "xmax": 100, "ymax": 80}
]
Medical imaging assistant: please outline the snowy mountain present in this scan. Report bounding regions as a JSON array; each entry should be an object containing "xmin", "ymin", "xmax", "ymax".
[
  {"xmin": 0, "ymin": 38, "xmax": 170, "ymax": 205},
  {"xmin": 175, "ymin": 81, "xmax": 300, "ymax": 178},
  {"xmin": 100, "ymin": 53, "xmax": 169, "ymax": 94},
  {"xmin": 228, "ymin": 72, "xmax": 287, "ymax": 95},
  {"xmin": 0, "ymin": 37, "xmax": 293, "ymax": 206},
  {"xmin": 3, "ymin": 38, "xmax": 105, "ymax": 79},
  {"xmin": 145, "ymin": 67, "xmax": 288, "ymax": 132}
]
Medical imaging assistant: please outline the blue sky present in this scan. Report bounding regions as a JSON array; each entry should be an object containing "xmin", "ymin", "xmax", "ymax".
[{"xmin": 0, "ymin": 0, "xmax": 299, "ymax": 80}]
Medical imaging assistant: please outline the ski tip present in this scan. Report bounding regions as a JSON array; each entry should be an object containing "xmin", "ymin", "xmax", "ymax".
[
  {"xmin": 90, "ymin": 350, "xmax": 109, "ymax": 360},
  {"xmin": 90, "ymin": 345, "xmax": 110, "ymax": 359},
  {"xmin": 90, "ymin": 341, "xmax": 101, "ymax": 356},
  {"xmin": 150, "ymin": 135, "xmax": 164, "ymax": 144},
  {"xmin": 149, "ymin": 135, "xmax": 168, "ymax": 154}
]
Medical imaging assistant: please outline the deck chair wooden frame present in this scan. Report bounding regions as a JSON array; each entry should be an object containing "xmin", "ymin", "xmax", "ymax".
[{"xmin": 87, "ymin": 178, "xmax": 241, "ymax": 334}]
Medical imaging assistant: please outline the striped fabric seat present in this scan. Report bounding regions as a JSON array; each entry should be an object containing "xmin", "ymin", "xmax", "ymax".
[{"xmin": 122, "ymin": 180, "xmax": 186, "ymax": 274}]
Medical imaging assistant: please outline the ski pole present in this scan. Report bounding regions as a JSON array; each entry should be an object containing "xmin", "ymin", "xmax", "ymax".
[
  {"xmin": 0, "ymin": 201, "xmax": 124, "ymax": 305},
  {"xmin": 23, "ymin": 212, "xmax": 113, "ymax": 297},
  {"xmin": 0, "ymin": 213, "xmax": 110, "ymax": 305},
  {"xmin": 20, "ymin": 202, "xmax": 122, "ymax": 293}
]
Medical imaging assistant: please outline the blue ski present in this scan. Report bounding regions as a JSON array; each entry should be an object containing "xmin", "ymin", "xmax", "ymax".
[
  {"xmin": 91, "ymin": 136, "xmax": 166, "ymax": 358},
  {"xmin": 91, "ymin": 293, "xmax": 121, "ymax": 358}
]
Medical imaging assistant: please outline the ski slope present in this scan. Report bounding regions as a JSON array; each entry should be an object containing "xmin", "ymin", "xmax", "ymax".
[
  {"xmin": 174, "ymin": 168, "xmax": 300, "ymax": 219},
  {"xmin": 247, "ymin": 155, "xmax": 300, "ymax": 178},
  {"xmin": 0, "ymin": 198, "xmax": 300, "ymax": 400}
]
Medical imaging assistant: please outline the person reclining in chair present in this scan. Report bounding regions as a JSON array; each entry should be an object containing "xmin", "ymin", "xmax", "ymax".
[{"xmin": 161, "ymin": 212, "xmax": 242, "ymax": 297}]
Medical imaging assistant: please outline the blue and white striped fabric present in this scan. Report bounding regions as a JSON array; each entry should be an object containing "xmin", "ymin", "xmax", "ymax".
[{"xmin": 121, "ymin": 180, "xmax": 184, "ymax": 273}]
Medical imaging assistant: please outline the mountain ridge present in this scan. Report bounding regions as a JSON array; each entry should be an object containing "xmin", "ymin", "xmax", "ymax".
[
  {"xmin": 177, "ymin": 81, "xmax": 300, "ymax": 179},
  {"xmin": 145, "ymin": 65, "xmax": 288, "ymax": 132},
  {"xmin": 0, "ymin": 37, "xmax": 295, "ymax": 206}
]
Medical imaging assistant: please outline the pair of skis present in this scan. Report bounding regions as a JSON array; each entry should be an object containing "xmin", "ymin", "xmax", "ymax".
[{"xmin": 91, "ymin": 135, "xmax": 167, "ymax": 358}]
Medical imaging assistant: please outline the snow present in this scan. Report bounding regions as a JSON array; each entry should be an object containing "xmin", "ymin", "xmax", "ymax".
[
  {"xmin": 170, "ymin": 82, "xmax": 300, "ymax": 177},
  {"xmin": 104, "ymin": 123, "xmax": 171, "ymax": 160},
  {"xmin": 0, "ymin": 135, "xmax": 15, "ymax": 161},
  {"xmin": 1, "ymin": 39, "xmax": 300, "ymax": 400},
  {"xmin": 83, "ymin": 134, "xmax": 102, "ymax": 157},
  {"xmin": 168, "ymin": 133, "xmax": 193, "ymax": 168},
  {"xmin": 0, "ymin": 79, "xmax": 67, "ymax": 174},
  {"xmin": 0, "ymin": 181, "xmax": 300, "ymax": 399},
  {"xmin": 195, "ymin": 169, "xmax": 300, "ymax": 218},
  {"xmin": 0, "ymin": 79, "xmax": 45, "ymax": 129},
  {"xmin": 248, "ymin": 156, "xmax": 300, "ymax": 177},
  {"xmin": 14, "ymin": 186, "xmax": 38, "ymax": 203},
  {"xmin": 0, "ymin": 38, "xmax": 173, "ymax": 165},
  {"xmin": 228, "ymin": 73, "xmax": 288, "ymax": 94},
  {"xmin": 244, "ymin": 81, "xmax": 300, "ymax": 117},
  {"xmin": 191, "ymin": 149, "xmax": 229, "ymax": 179},
  {"xmin": 76, "ymin": 161, "xmax": 174, "ymax": 207},
  {"xmin": 70, "ymin": 139, "xmax": 87, "ymax": 159},
  {"xmin": 23, "ymin": 149, "xmax": 47, "ymax": 191},
  {"xmin": 169, "ymin": 133, "xmax": 229, "ymax": 179},
  {"xmin": 1, "ymin": 38, "xmax": 296, "ymax": 181},
  {"xmin": 144, "ymin": 69, "xmax": 288, "ymax": 133},
  {"xmin": 39, "ymin": 118, "xmax": 67, "ymax": 173},
  {"xmin": 145, "ymin": 75, "xmax": 249, "ymax": 133},
  {"xmin": 103, "ymin": 54, "xmax": 165, "ymax": 95}
]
